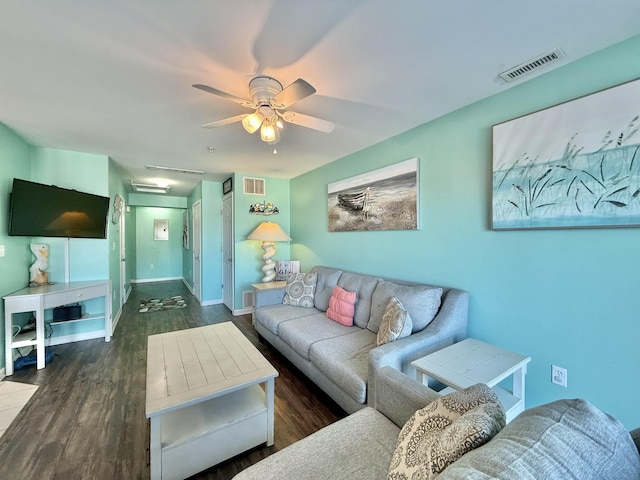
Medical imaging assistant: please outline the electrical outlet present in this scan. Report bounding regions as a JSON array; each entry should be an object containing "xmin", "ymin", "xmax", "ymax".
[{"xmin": 552, "ymin": 365, "xmax": 568, "ymax": 387}]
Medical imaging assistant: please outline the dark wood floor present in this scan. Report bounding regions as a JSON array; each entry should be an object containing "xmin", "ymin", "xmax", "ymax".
[{"xmin": 0, "ymin": 281, "xmax": 345, "ymax": 480}]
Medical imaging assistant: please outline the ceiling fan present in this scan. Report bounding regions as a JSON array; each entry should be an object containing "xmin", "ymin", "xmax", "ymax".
[{"xmin": 193, "ymin": 76, "xmax": 335, "ymax": 144}]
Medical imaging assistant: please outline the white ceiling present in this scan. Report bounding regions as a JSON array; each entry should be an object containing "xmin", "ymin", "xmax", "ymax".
[{"xmin": 1, "ymin": 1, "xmax": 639, "ymax": 196}]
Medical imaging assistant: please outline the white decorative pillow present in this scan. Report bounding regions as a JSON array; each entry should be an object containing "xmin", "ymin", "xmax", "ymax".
[
  {"xmin": 388, "ymin": 383, "xmax": 505, "ymax": 479},
  {"xmin": 282, "ymin": 272, "xmax": 318, "ymax": 308},
  {"xmin": 376, "ymin": 296, "xmax": 413, "ymax": 346}
]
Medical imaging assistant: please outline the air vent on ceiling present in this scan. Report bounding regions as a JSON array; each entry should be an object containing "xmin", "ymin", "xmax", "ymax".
[
  {"xmin": 243, "ymin": 177, "xmax": 265, "ymax": 195},
  {"xmin": 499, "ymin": 48, "xmax": 565, "ymax": 83}
]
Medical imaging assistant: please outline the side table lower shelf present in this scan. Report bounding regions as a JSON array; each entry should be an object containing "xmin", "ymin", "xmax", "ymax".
[{"xmin": 411, "ymin": 338, "xmax": 531, "ymax": 423}]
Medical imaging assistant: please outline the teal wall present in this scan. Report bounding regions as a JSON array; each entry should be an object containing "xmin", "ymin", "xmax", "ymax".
[
  {"xmin": 0, "ymin": 124, "xmax": 32, "ymax": 367},
  {"xmin": 233, "ymin": 173, "xmax": 291, "ymax": 310},
  {"xmin": 129, "ymin": 193, "xmax": 188, "ymax": 208},
  {"xmin": 291, "ymin": 35, "xmax": 640, "ymax": 428},
  {"xmin": 108, "ymin": 158, "xmax": 130, "ymax": 313},
  {"xmin": 29, "ymin": 148, "xmax": 110, "ymax": 283},
  {"xmin": 134, "ymin": 207, "xmax": 185, "ymax": 280}
]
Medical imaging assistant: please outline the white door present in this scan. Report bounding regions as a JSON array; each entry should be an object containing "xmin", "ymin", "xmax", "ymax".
[
  {"xmin": 222, "ymin": 193, "xmax": 234, "ymax": 311},
  {"xmin": 119, "ymin": 203, "xmax": 126, "ymax": 308},
  {"xmin": 192, "ymin": 201, "xmax": 202, "ymax": 303}
]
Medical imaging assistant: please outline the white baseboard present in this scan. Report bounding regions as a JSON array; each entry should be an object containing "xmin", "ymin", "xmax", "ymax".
[
  {"xmin": 202, "ymin": 299, "xmax": 223, "ymax": 307},
  {"xmin": 48, "ymin": 330, "xmax": 106, "ymax": 346},
  {"xmin": 112, "ymin": 307, "xmax": 121, "ymax": 333},
  {"xmin": 182, "ymin": 278, "xmax": 193, "ymax": 293},
  {"xmin": 233, "ymin": 307, "xmax": 253, "ymax": 316},
  {"xmin": 131, "ymin": 276, "xmax": 182, "ymax": 284}
]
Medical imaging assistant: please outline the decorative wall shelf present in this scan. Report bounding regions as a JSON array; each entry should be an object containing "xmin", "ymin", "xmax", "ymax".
[{"xmin": 249, "ymin": 202, "xmax": 279, "ymax": 215}]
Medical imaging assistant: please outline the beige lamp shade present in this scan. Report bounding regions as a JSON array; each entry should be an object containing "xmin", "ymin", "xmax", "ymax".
[
  {"xmin": 247, "ymin": 222, "xmax": 291, "ymax": 282},
  {"xmin": 247, "ymin": 222, "xmax": 292, "ymax": 242}
]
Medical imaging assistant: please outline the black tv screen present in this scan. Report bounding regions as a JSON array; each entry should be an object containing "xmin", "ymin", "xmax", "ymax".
[{"xmin": 8, "ymin": 178, "xmax": 110, "ymax": 239}]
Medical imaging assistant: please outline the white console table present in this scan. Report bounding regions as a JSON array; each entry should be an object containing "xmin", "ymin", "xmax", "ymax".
[{"xmin": 4, "ymin": 280, "xmax": 112, "ymax": 376}]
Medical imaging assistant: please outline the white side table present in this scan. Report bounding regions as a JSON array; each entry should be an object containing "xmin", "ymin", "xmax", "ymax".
[
  {"xmin": 251, "ymin": 281, "xmax": 286, "ymax": 325},
  {"xmin": 411, "ymin": 338, "xmax": 531, "ymax": 423}
]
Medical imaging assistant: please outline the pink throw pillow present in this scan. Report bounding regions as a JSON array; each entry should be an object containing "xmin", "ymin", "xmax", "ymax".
[{"xmin": 326, "ymin": 286, "xmax": 357, "ymax": 326}]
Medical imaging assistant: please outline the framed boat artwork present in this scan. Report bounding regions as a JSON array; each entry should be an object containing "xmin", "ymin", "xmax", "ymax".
[
  {"xmin": 492, "ymin": 78, "xmax": 640, "ymax": 230},
  {"xmin": 328, "ymin": 158, "xmax": 419, "ymax": 232}
]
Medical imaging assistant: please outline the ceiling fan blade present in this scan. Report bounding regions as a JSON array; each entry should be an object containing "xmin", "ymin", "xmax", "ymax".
[
  {"xmin": 271, "ymin": 79, "xmax": 316, "ymax": 109},
  {"xmin": 201, "ymin": 114, "xmax": 247, "ymax": 129},
  {"xmin": 193, "ymin": 84, "xmax": 256, "ymax": 109},
  {"xmin": 281, "ymin": 111, "xmax": 335, "ymax": 133}
]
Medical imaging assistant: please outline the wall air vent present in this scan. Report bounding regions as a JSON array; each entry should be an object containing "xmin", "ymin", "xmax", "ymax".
[
  {"xmin": 243, "ymin": 177, "xmax": 265, "ymax": 195},
  {"xmin": 243, "ymin": 290, "xmax": 254, "ymax": 308},
  {"xmin": 499, "ymin": 48, "xmax": 565, "ymax": 83}
]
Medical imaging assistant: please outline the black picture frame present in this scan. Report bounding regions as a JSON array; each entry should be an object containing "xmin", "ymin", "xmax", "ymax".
[{"xmin": 223, "ymin": 177, "xmax": 233, "ymax": 194}]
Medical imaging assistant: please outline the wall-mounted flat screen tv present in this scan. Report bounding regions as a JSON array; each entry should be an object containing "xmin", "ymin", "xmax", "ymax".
[{"xmin": 8, "ymin": 178, "xmax": 110, "ymax": 239}]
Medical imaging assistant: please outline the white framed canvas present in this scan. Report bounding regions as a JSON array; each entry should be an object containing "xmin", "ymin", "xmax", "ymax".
[
  {"xmin": 492, "ymin": 78, "xmax": 640, "ymax": 230},
  {"xmin": 328, "ymin": 158, "xmax": 419, "ymax": 232}
]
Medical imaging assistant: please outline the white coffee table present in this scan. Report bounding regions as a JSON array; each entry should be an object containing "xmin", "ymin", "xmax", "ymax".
[
  {"xmin": 145, "ymin": 322, "xmax": 278, "ymax": 480},
  {"xmin": 411, "ymin": 338, "xmax": 531, "ymax": 423}
]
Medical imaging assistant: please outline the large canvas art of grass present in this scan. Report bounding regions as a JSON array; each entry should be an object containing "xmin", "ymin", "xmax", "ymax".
[{"xmin": 492, "ymin": 78, "xmax": 640, "ymax": 229}]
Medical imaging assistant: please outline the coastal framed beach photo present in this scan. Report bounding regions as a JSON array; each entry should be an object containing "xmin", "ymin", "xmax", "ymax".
[
  {"xmin": 328, "ymin": 157, "xmax": 419, "ymax": 232},
  {"xmin": 492, "ymin": 78, "xmax": 640, "ymax": 230}
]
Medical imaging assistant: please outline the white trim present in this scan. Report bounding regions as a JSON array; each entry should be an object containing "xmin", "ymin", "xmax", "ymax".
[
  {"xmin": 48, "ymin": 330, "xmax": 106, "ymax": 346},
  {"xmin": 233, "ymin": 307, "xmax": 253, "ymax": 316},
  {"xmin": 182, "ymin": 278, "xmax": 194, "ymax": 294},
  {"xmin": 201, "ymin": 299, "xmax": 223, "ymax": 307},
  {"xmin": 131, "ymin": 276, "xmax": 182, "ymax": 284},
  {"xmin": 112, "ymin": 306, "xmax": 122, "ymax": 333}
]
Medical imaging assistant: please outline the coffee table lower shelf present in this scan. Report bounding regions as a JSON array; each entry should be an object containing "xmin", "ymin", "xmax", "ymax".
[{"xmin": 156, "ymin": 385, "xmax": 269, "ymax": 480}]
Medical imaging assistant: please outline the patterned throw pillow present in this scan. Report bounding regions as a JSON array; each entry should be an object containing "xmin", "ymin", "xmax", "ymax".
[
  {"xmin": 387, "ymin": 383, "xmax": 505, "ymax": 479},
  {"xmin": 282, "ymin": 272, "xmax": 318, "ymax": 307},
  {"xmin": 376, "ymin": 296, "xmax": 413, "ymax": 346}
]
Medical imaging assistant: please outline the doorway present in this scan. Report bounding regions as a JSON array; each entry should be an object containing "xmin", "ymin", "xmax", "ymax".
[
  {"xmin": 192, "ymin": 200, "xmax": 202, "ymax": 303},
  {"xmin": 222, "ymin": 193, "xmax": 234, "ymax": 311}
]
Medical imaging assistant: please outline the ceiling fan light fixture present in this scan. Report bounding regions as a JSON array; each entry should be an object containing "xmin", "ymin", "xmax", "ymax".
[
  {"xmin": 261, "ymin": 122, "xmax": 276, "ymax": 142},
  {"xmin": 242, "ymin": 112, "xmax": 263, "ymax": 133}
]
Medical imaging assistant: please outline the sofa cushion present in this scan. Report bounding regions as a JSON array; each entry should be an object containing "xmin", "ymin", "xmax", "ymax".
[
  {"xmin": 254, "ymin": 304, "xmax": 321, "ymax": 335},
  {"xmin": 438, "ymin": 399, "xmax": 640, "ymax": 480},
  {"xmin": 311, "ymin": 266, "xmax": 343, "ymax": 311},
  {"xmin": 232, "ymin": 407, "xmax": 400, "ymax": 480},
  {"xmin": 278, "ymin": 314, "xmax": 357, "ymax": 360},
  {"xmin": 376, "ymin": 296, "xmax": 413, "ymax": 346},
  {"xmin": 388, "ymin": 383, "xmax": 505, "ymax": 480},
  {"xmin": 310, "ymin": 329, "xmax": 377, "ymax": 404},
  {"xmin": 326, "ymin": 286, "xmax": 357, "ymax": 326},
  {"xmin": 282, "ymin": 272, "xmax": 318, "ymax": 307},
  {"xmin": 337, "ymin": 272, "xmax": 381, "ymax": 328},
  {"xmin": 368, "ymin": 280, "xmax": 443, "ymax": 333}
]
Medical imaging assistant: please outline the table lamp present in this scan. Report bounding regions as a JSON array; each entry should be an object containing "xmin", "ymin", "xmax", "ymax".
[{"xmin": 247, "ymin": 221, "xmax": 292, "ymax": 282}]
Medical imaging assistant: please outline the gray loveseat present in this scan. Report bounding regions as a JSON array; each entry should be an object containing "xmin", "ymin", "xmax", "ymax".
[
  {"xmin": 234, "ymin": 367, "xmax": 640, "ymax": 480},
  {"xmin": 252, "ymin": 266, "xmax": 470, "ymax": 413}
]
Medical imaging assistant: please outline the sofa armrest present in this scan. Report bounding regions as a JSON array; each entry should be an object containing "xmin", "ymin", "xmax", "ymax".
[
  {"xmin": 631, "ymin": 428, "xmax": 640, "ymax": 454},
  {"xmin": 367, "ymin": 288, "xmax": 469, "ymax": 404},
  {"xmin": 374, "ymin": 366, "xmax": 440, "ymax": 428},
  {"xmin": 254, "ymin": 286, "xmax": 285, "ymax": 308}
]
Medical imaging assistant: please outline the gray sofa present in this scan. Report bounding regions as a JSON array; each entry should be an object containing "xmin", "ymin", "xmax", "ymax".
[
  {"xmin": 234, "ymin": 367, "xmax": 640, "ymax": 480},
  {"xmin": 252, "ymin": 266, "xmax": 470, "ymax": 413}
]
